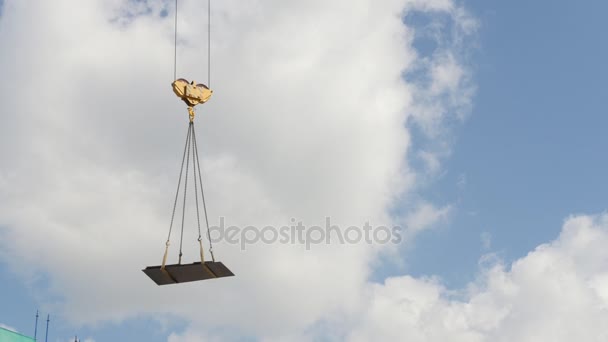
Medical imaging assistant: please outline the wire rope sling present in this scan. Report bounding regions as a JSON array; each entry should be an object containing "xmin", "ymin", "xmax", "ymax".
[{"xmin": 143, "ymin": 0, "xmax": 234, "ymax": 285}]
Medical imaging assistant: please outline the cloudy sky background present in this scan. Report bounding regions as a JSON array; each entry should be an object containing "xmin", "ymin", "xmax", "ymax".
[{"xmin": 1, "ymin": 0, "xmax": 608, "ymax": 341}]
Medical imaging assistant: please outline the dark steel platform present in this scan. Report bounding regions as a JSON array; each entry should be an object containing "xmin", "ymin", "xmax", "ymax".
[{"xmin": 143, "ymin": 261, "xmax": 234, "ymax": 285}]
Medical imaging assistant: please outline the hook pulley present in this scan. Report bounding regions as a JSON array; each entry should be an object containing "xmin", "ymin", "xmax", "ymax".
[{"xmin": 172, "ymin": 79, "xmax": 213, "ymax": 121}]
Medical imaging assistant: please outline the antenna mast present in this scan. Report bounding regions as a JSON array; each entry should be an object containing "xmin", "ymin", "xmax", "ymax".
[
  {"xmin": 34, "ymin": 310, "xmax": 39, "ymax": 341},
  {"xmin": 44, "ymin": 315, "xmax": 50, "ymax": 342}
]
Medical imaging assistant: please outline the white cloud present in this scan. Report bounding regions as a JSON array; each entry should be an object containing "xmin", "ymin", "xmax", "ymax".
[
  {"xmin": 64, "ymin": 338, "xmax": 95, "ymax": 342},
  {"xmin": 405, "ymin": 2, "xmax": 477, "ymax": 139},
  {"xmin": 418, "ymin": 150, "xmax": 441, "ymax": 174},
  {"xmin": 168, "ymin": 331, "xmax": 224, "ymax": 342},
  {"xmin": 457, "ymin": 173, "xmax": 467, "ymax": 189},
  {"xmin": 405, "ymin": 202, "xmax": 452, "ymax": 233},
  {"xmin": 168, "ymin": 213, "xmax": 608, "ymax": 341},
  {"xmin": 481, "ymin": 231, "xmax": 492, "ymax": 250},
  {"xmin": 342, "ymin": 213, "xmax": 608, "ymax": 342},
  {"xmin": 0, "ymin": 0, "xmax": 475, "ymax": 340}
]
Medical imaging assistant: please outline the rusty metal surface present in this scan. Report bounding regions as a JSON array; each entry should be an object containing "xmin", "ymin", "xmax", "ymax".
[
  {"xmin": 205, "ymin": 261, "xmax": 235, "ymax": 277},
  {"xmin": 169, "ymin": 263, "xmax": 216, "ymax": 282},
  {"xmin": 143, "ymin": 261, "xmax": 234, "ymax": 286},
  {"xmin": 142, "ymin": 267, "xmax": 176, "ymax": 285}
]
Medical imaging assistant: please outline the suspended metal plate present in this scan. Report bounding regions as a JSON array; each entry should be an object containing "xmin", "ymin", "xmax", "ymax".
[{"xmin": 143, "ymin": 262, "xmax": 234, "ymax": 285}]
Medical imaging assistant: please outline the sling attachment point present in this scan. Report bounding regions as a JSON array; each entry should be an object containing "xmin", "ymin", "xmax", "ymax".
[
  {"xmin": 161, "ymin": 241, "xmax": 170, "ymax": 270},
  {"xmin": 198, "ymin": 237, "xmax": 205, "ymax": 263},
  {"xmin": 188, "ymin": 107, "xmax": 195, "ymax": 122}
]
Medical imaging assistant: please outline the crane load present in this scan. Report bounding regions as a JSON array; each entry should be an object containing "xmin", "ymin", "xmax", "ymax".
[{"xmin": 143, "ymin": 0, "xmax": 234, "ymax": 285}]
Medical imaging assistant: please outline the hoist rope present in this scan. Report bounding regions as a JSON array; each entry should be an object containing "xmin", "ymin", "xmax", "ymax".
[
  {"xmin": 192, "ymin": 124, "xmax": 204, "ymax": 261},
  {"xmin": 207, "ymin": 0, "xmax": 211, "ymax": 87},
  {"xmin": 173, "ymin": 0, "xmax": 178, "ymax": 81},
  {"xmin": 163, "ymin": 123, "xmax": 191, "ymax": 269},
  {"xmin": 166, "ymin": 123, "xmax": 191, "ymax": 244},
  {"xmin": 178, "ymin": 122, "xmax": 193, "ymax": 264},
  {"xmin": 173, "ymin": 0, "xmax": 212, "ymax": 85},
  {"xmin": 164, "ymin": 122, "xmax": 215, "ymax": 264},
  {"xmin": 192, "ymin": 126, "xmax": 215, "ymax": 261}
]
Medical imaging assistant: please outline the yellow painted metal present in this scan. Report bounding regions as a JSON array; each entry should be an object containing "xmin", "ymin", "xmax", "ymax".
[
  {"xmin": 172, "ymin": 78, "xmax": 213, "ymax": 121},
  {"xmin": 161, "ymin": 241, "xmax": 170, "ymax": 270},
  {"xmin": 198, "ymin": 239, "xmax": 205, "ymax": 263},
  {"xmin": 188, "ymin": 107, "xmax": 196, "ymax": 122}
]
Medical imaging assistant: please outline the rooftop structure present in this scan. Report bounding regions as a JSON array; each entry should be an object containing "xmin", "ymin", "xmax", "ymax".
[{"xmin": 0, "ymin": 327, "xmax": 35, "ymax": 342}]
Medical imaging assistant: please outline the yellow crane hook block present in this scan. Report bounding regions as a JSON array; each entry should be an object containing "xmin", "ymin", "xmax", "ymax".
[{"xmin": 172, "ymin": 78, "xmax": 213, "ymax": 121}]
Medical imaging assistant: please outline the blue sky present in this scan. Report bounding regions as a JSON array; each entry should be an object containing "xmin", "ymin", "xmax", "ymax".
[
  {"xmin": 403, "ymin": 0, "xmax": 608, "ymax": 287},
  {"xmin": 1, "ymin": 0, "xmax": 608, "ymax": 341}
]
